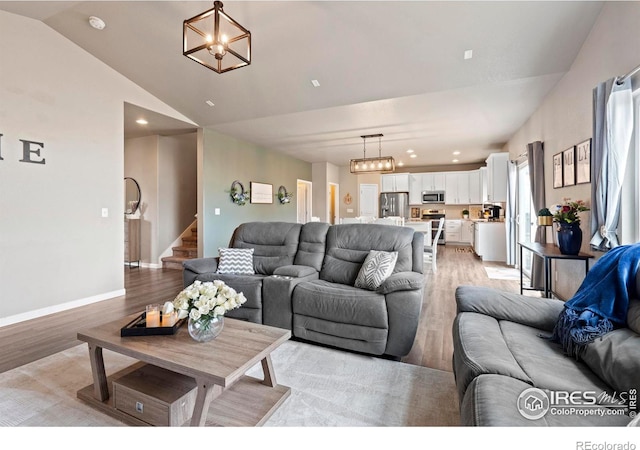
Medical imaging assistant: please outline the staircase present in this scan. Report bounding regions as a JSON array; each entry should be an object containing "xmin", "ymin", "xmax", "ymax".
[{"xmin": 161, "ymin": 225, "xmax": 198, "ymax": 270}]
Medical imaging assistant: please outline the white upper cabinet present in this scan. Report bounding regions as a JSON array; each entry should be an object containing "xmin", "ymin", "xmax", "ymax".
[
  {"xmin": 485, "ymin": 153, "xmax": 509, "ymax": 203},
  {"xmin": 468, "ymin": 169, "xmax": 482, "ymax": 204},
  {"xmin": 445, "ymin": 172, "xmax": 470, "ymax": 205},
  {"xmin": 422, "ymin": 172, "xmax": 446, "ymax": 191},
  {"xmin": 381, "ymin": 173, "xmax": 410, "ymax": 192},
  {"xmin": 409, "ymin": 173, "xmax": 422, "ymax": 205}
]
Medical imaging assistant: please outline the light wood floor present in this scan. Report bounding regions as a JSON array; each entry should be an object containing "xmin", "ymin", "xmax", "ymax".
[{"xmin": 0, "ymin": 245, "xmax": 521, "ymax": 374}]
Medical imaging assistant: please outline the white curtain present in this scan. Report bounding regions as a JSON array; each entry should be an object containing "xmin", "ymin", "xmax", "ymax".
[
  {"xmin": 590, "ymin": 77, "xmax": 634, "ymax": 250},
  {"xmin": 505, "ymin": 160, "xmax": 517, "ymax": 266}
]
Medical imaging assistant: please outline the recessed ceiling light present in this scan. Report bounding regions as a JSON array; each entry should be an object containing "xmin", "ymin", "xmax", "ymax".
[
  {"xmin": 406, "ymin": 149, "xmax": 414, "ymax": 153},
  {"xmin": 464, "ymin": 49, "xmax": 473, "ymax": 60},
  {"xmin": 410, "ymin": 154, "xmax": 417, "ymax": 158},
  {"xmin": 453, "ymin": 159, "xmax": 459, "ymax": 163},
  {"xmin": 136, "ymin": 119, "xmax": 148, "ymax": 125},
  {"xmin": 453, "ymin": 151, "xmax": 461, "ymax": 155},
  {"xmin": 205, "ymin": 100, "xmax": 215, "ymax": 107},
  {"xmin": 89, "ymin": 16, "xmax": 106, "ymax": 30},
  {"xmin": 311, "ymin": 80, "xmax": 320, "ymax": 87},
  {"xmin": 398, "ymin": 161, "xmax": 404, "ymax": 167}
]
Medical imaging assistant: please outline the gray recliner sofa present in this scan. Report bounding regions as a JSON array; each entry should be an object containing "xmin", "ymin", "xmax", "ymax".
[
  {"xmin": 182, "ymin": 221, "xmax": 425, "ymax": 358},
  {"xmin": 452, "ymin": 284, "xmax": 640, "ymax": 426}
]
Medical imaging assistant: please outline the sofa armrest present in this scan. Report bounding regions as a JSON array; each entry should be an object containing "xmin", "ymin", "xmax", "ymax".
[
  {"xmin": 182, "ymin": 257, "xmax": 219, "ymax": 287},
  {"xmin": 273, "ymin": 265, "xmax": 318, "ymax": 278},
  {"xmin": 376, "ymin": 272, "xmax": 425, "ymax": 295},
  {"xmin": 455, "ymin": 285, "xmax": 564, "ymax": 332}
]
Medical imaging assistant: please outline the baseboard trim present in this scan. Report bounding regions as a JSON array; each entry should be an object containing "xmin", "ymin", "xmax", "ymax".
[{"xmin": 0, "ymin": 289, "xmax": 126, "ymax": 328}]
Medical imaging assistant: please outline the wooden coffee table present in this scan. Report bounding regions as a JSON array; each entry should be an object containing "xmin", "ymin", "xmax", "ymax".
[{"xmin": 76, "ymin": 314, "xmax": 291, "ymax": 426}]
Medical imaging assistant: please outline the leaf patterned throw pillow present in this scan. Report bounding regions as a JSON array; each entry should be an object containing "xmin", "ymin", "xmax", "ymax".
[{"xmin": 354, "ymin": 250, "xmax": 398, "ymax": 290}]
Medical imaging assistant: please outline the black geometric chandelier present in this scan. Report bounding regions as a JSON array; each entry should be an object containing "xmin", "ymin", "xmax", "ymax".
[
  {"xmin": 183, "ymin": 1, "xmax": 251, "ymax": 74},
  {"xmin": 350, "ymin": 134, "xmax": 395, "ymax": 174}
]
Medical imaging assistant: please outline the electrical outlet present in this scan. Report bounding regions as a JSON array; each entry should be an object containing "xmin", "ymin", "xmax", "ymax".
[
  {"xmin": 101, "ymin": 208, "xmax": 109, "ymax": 218},
  {"xmin": 215, "ymin": 208, "xmax": 220, "ymax": 215}
]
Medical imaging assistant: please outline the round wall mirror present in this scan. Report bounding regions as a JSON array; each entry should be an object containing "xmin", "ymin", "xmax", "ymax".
[{"xmin": 124, "ymin": 177, "xmax": 141, "ymax": 215}]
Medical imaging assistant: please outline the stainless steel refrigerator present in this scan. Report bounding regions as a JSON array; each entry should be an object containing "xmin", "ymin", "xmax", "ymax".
[{"xmin": 379, "ymin": 192, "xmax": 409, "ymax": 219}]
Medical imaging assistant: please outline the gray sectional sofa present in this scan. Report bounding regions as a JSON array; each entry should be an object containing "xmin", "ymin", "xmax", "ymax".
[
  {"xmin": 183, "ymin": 221, "xmax": 425, "ymax": 358},
  {"xmin": 452, "ymin": 284, "xmax": 640, "ymax": 426}
]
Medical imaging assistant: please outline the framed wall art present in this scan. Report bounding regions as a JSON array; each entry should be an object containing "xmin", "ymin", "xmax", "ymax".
[
  {"xmin": 562, "ymin": 146, "xmax": 576, "ymax": 187},
  {"xmin": 553, "ymin": 152, "xmax": 563, "ymax": 189},
  {"xmin": 576, "ymin": 138, "xmax": 591, "ymax": 184},
  {"xmin": 250, "ymin": 181, "xmax": 273, "ymax": 204}
]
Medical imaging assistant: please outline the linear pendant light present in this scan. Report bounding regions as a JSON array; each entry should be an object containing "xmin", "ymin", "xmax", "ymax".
[
  {"xmin": 350, "ymin": 134, "xmax": 395, "ymax": 174},
  {"xmin": 183, "ymin": 1, "xmax": 251, "ymax": 74}
]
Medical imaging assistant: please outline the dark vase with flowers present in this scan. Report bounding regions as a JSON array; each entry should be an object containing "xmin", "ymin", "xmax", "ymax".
[
  {"xmin": 557, "ymin": 222, "xmax": 582, "ymax": 255},
  {"xmin": 552, "ymin": 199, "xmax": 589, "ymax": 255}
]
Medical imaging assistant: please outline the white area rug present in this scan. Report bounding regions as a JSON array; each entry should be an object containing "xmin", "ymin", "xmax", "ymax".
[
  {"xmin": 484, "ymin": 265, "xmax": 523, "ymax": 281},
  {"xmin": 0, "ymin": 340, "xmax": 459, "ymax": 427}
]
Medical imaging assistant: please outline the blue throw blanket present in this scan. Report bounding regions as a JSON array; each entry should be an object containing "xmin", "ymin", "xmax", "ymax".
[{"xmin": 551, "ymin": 243, "xmax": 640, "ymax": 358}]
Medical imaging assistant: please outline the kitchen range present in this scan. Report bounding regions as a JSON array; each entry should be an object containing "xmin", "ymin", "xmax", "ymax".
[{"xmin": 422, "ymin": 209, "xmax": 445, "ymax": 245}]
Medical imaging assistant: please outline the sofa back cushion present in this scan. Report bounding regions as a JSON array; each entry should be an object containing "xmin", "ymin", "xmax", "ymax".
[
  {"xmin": 294, "ymin": 222, "xmax": 330, "ymax": 271},
  {"xmin": 231, "ymin": 222, "xmax": 302, "ymax": 275},
  {"xmin": 320, "ymin": 224, "xmax": 416, "ymax": 285}
]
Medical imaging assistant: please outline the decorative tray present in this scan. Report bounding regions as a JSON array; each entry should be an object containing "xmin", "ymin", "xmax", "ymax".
[{"xmin": 120, "ymin": 312, "xmax": 185, "ymax": 337}]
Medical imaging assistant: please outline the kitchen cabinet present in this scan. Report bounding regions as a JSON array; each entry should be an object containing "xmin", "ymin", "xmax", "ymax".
[
  {"xmin": 468, "ymin": 170, "xmax": 483, "ymax": 204},
  {"xmin": 473, "ymin": 221, "xmax": 506, "ymax": 262},
  {"xmin": 422, "ymin": 172, "xmax": 446, "ymax": 191},
  {"xmin": 409, "ymin": 173, "xmax": 422, "ymax": 205},
  {"xmin": 461, "ymin": 220, "xmax": 473, "ymax": 244},
  {"xmin": 445, "ymin": 172, "xmax": 470, "ymax": 205},
  {"xmin": 445, "ymin": 219, "xmax": 462, "ymax": 243},
  {"xmin": 381, "ymin": 173, "xmax": 410, "ymax": 192},
  {"xmin": 485, "ymin": 153, "xmax": 509, "ymax": 203}
]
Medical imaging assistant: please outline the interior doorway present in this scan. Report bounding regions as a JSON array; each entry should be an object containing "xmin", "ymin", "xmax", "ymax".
[
  {"xmin": 329, "ymin": 183, "xmax": 339, "ymax": 225},
  {"xmin": 296, "ymin": 179, "xmax": 312, "ymax": 223}
]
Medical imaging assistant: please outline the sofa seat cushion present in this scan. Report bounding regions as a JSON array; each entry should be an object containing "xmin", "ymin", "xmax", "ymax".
[
  {"xmin": 293, "ymin": 280, "xmax": 388, "ymax": 328},
  {"xmin": 273, "ymin": 265, "xmax": 317, "ymax": 278},
  {"xmin": 500, "ymin": 321, "xmax": 611, "ymax": 395},
  {"xmin": 581, "ymin": 327, "xmax": 640, "ymax": 393},
  {"xmin": 461, "ymin": 374, "xmax": 631, "ymax": 427},
  {"xmin": 291, "ymin": 280, "xmax": 389, "ymax": 355},
  {"xmin": 452, "ymin": 312, "xmax": 532, "ymax": 401}
]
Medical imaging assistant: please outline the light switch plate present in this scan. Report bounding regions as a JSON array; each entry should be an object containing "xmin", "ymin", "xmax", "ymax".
[
  {"xmin": 101, "ymin": 208, "xmax": 109, "ymax": 218},
  {"xmin": 214, "ymin": 208, "xmax": 221, "ymax": 215}
]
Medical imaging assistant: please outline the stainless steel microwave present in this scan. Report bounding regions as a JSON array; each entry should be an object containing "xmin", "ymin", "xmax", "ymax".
[{"xmin": 422, "ymin": 191, "xmax": 445, "ymax": 203}]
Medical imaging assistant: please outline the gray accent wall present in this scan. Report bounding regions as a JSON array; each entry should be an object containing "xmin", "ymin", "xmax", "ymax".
[
  {"xmin": 0, "ymin": 10, "xmax": 196, "ymax": 323},
  {"xmin": 504, "ymin": 2, "xmax": 640, "ymax": 299},
  {"xmin": 200, "ymin": 129, "xmax": 312, "ymax": 257}
]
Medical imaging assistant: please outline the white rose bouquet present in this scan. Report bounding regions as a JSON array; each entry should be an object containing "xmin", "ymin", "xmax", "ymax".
[{"xmin": 163, "ymin": 280, "xmax": 247, "ymax": 324}]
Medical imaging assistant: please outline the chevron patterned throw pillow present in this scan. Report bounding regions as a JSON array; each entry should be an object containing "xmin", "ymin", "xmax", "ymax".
[
  {"xmin": 354, "ymin": 250, "xmax": 398, "ymax": 291},
  {"xmin": 217, "ymin": 248, "xmax": 255, "ymax": 274}
]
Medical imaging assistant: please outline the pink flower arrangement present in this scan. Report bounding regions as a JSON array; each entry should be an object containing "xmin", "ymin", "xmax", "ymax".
[{"xmin": 550, "ymin": 199, "xmax": 590, "ymax": 225}]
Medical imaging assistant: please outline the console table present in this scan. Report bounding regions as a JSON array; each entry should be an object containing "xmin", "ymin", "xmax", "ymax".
[{"xmin": 518, "ymin": 242, "xmax": 593, "ymax": 299}]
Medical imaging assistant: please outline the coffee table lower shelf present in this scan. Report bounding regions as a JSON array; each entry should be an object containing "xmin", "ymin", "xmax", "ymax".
[{"xmin": 77, "ymin": 363, "xmax": 291, "ymax": 427}]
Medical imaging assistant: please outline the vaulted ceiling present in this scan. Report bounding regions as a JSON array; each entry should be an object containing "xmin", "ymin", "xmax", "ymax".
[{"xmin": 0, "ymin": 1, "xmax": 604, "ymax": 168}]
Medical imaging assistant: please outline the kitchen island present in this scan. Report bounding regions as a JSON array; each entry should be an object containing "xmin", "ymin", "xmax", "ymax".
[
  {"xmin": 472, "ymin": 220, "xmax": 506, "ymax": 262},
  {"xmin": 405, "ymin": 220, "xmax": 432, "ymax": 247}
]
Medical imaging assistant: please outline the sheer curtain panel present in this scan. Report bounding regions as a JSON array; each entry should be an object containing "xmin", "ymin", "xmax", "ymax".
[{"xmin": 590, "ymin": 77, "xmax": 634, "ymax": 250}]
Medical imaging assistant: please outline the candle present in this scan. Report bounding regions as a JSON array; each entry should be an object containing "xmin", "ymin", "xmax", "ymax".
[
  {"xmin": 161, "ymin": 311, "xmax": 176, "ymax": 327},
  {"xmin": 146, "ymin": 304, "xmax": 160, "ymax": 327}
]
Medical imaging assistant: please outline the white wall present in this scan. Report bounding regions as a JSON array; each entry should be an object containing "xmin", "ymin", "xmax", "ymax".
[
  {"xmin": 504, "ymin": 2, "xmax": 640, "ymax": 298},
  {"xmin": 0, "ymin": 11, "xmax": 196, "ymax": 324}
]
